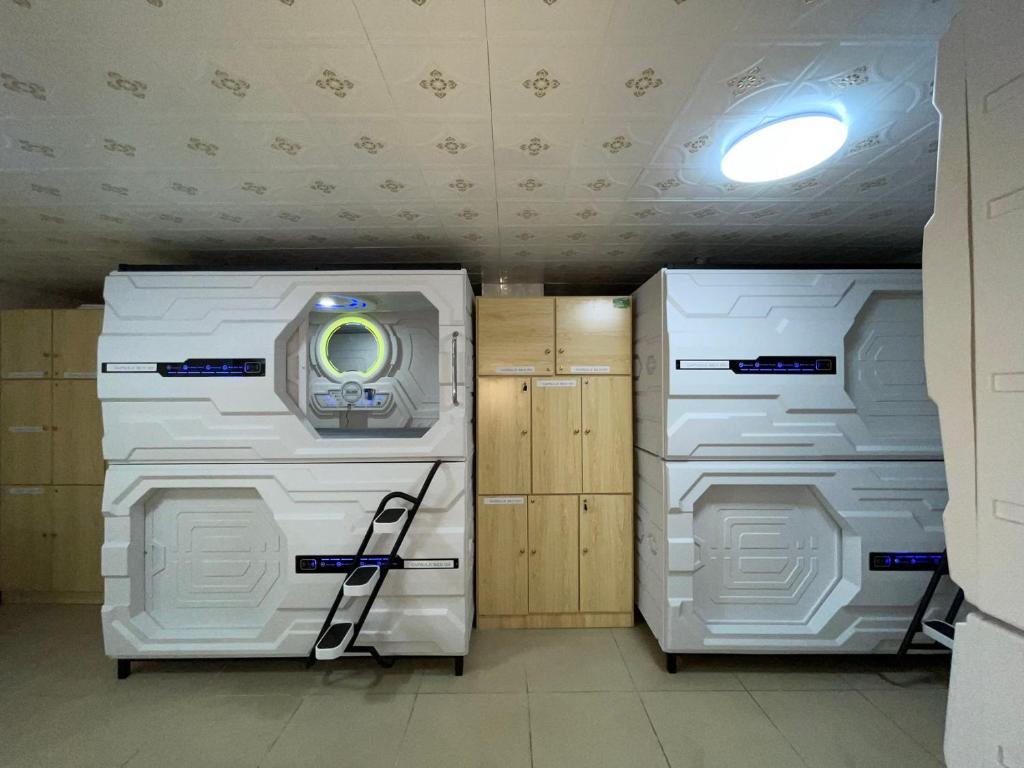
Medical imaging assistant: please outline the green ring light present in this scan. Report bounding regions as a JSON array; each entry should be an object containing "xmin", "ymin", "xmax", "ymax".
[{"xmin": 317, "ymin": 316, "xmax": 387, "ymax": 380}]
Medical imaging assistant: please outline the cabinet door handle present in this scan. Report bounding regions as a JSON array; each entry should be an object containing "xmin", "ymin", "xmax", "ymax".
[
  {"xmin": 519, "ymin": 548, "xmax": 526, "ymax": 555},
  {"xmin": 581, "ymin": 548, "xmax": 589, "ymax": 555},
  {"xmin": 584, "ymin": 428, "xmax": 591, "ymax": 435},
  {"xmin": 520, "ymin": 430, "xmax": 528, "ymax": 436},
  {"xmin": 530, "ymin": 549, "xmax": 537, "ymax": 555},
  {"xmin": 558, "ymin": 348, "xmax": 564, "ymax": 354},
  {"xmin": 451, "ymin": 331, "xmax": 460, "ymax": 406},
  {"xmin": 544, "ymin": 348, "xmax": 551, "ymax": 355},
  {"xmin": 573, "ymin": 428, "xmax": 580, "ymax": 435}
]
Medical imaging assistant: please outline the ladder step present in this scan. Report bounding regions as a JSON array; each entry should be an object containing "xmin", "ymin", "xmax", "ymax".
[
  {"xmin": 315, "ymin": 622, "xmax": 354, "ymax": 661},
  {"xmin": 344, "ymin": 565, "xmax": 380, "ymax": 597},
  {"xmin": 922, "ymin": 620, "xmax": 956, "ymax": 649},
  {"xmin": 374, "ymin": 507, "xmax": 407, "ymax": 533}
]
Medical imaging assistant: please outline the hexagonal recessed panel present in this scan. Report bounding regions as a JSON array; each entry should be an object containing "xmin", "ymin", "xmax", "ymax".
[
  {"xmin": 143, "ymin": 488, "xmax": 286, "ymax": 631},
  {"xmin": 693, "ymin": 485, "xmax": 841, "ymax": 626}
]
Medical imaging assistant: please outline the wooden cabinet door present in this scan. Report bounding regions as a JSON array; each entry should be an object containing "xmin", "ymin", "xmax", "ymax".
[
  {"xmin": 477, "ymin": 298, "xmax": 555, "ymax": 375},
  {"xmin": 476, "ymin": 497, "xmax": 529, "ymax": 616},
  {"xmin": 50, "ymin": 486, "xmax": 104, "ymax": 593},
  {"xmin": 0, "ymin": 488, "xmax": 53, "ymax": 592},
  {"xmin": 528, "ymin": 495, "xmax": 579, "ymax": 613},
  {"xmin": 0, "ymin": 309, "xmax": 52, "ymax": 379},
  {"xmin": 52, "ymin": 309, "xmax": 102, "ymax": 378},
  {"xmin": 52, "ymin": 380, "xmax": 104, "ymax": 485},
  {"xmin": 477, "ymin": 377, "xmax": 532, "ymax": 494},
  {"xmin": 1, "ymin": 380, "xmax": 52, "ymax": 485},
  {"xmin": 531, "ymin": 378, "xmax": 582, "ymax": 494},
  {"xmin": 579, "ymin": 495, "xmax": 633, "ymax": 613},
  {"xmin": 582, "ymin": 376, "xmax": 633, "ymax": 494},
  {"xmin": 555, "ymin": 297, "xmax": 631, "ymax": 375}
]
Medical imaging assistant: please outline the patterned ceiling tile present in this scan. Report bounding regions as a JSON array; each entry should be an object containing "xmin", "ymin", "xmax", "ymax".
[
  {"xmin": 488, "ymin": 44, "xmax": 602, "ymax": 118},
  {"xmin": 483, "ymin": 0, "xmax": 616, "ymax": 41},
  {"xmin": 352, "ymin": 0, "xmax": 486, "ymax": 41},
  {"xmin": 372, "ymin": 42, "xmax": 491, "ymax": 117}
]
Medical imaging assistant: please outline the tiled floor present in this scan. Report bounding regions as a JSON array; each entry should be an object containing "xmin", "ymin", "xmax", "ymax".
[{"xmin": 0, "ymin": 605, "xmax": 951, "ymax": 768}]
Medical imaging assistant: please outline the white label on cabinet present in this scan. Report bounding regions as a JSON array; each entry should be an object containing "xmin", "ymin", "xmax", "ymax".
[
  {"xmin": 484, "ymin": 496, "xmax": 526, "ymax": 505},
  {"xmin": 103, "ymin": 363, "xmax": 158, "ymax": 373},
  {"xmin": 6, "ymin": 371, "xmax": 45, "ymax": 379},
  {"xmin": 8, "ymin": 487, "xmax": 44, "ymax": 495},
  {"xmin": 536, "ymin": 379, "xmax": 577, "ymax": 388},
  {"xmin": 62, "ymin": 372, "xmax": 98, "ymax": 380},
  {"xmin": 677, "ymin": 359, "xmax": 730, "ymax": 370},
  {"xmin": 403, "ymin": 559, "xmax": 457, "ymax": 569},
  {"xmin": 570, "ymin": 365, "xmax": 610, "ymax": 374},
  {"xmin": 8, "ymin": 425, "xmax": 44, "ymax": 433},
  {"xmin": 495, "ymin": 366, "xmax": 535, "ymax": 374}
]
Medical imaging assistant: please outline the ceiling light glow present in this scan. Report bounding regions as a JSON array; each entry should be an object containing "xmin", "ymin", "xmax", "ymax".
[{"xmin": 721, "ymin": 114, "xmax": 848, "ymax": 183}]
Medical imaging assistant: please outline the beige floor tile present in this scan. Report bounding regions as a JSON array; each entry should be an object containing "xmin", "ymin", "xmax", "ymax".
[
  {"xmin": 642, "ymin": 691, "xmax": 808, "ymax": 768},
  {"xmin": 202, "ymin": 656, "xmax": 423, "ymax": 696},
  {"xmin": 612, "ymin": 626, "xmax": 744, "ymax": 691},
  {"xmin": 861, "ymin": 689, "xmax": 949, "ymax": 761},
  {"xmin": 418, "ymin": 630, "xmax": 528, "ymax": 693},
  {"xmin": 396, "ymin": 693, "xmax": 531, "ymax": 768},
  {"xmin": 262, "ymin": 693, "xmax": 416, "ymax": 768},
  {"xmin": 530, "ymin": 692, "xmax": 669, "ymax": 768},
  {"xmin": 522, "ymin": 629, "xmax": 634, "ymax": 692},
  {"xmin": 125, "ymin": 694, "xmax": 303, "ymax": 768},
  {"xmin": 738, "ymin": 670, "xmax": 853, "ymax": 690},
  {"xmin": 753, "ymin": 690, "xmax": 944, "ymax": 768}
]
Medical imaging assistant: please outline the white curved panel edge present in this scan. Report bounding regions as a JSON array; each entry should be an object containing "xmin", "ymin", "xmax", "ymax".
[
  {"xmin": 98, "ymin": 269, "xmax": 474, "ymax": 463},
  {"xmin": 635, "ymin": 449, "xmax": 951, "ymax": 653},
  {"xmin": 632, "ymin": 269, "xmax": 943, "ymax": 460},
  {"xmin": 927, "ymin": 3, "xmax": 1024, "ymax": 766},
  {"xmin": 101, "ymin": 461, "xmax": 472, "ymax": 658}
]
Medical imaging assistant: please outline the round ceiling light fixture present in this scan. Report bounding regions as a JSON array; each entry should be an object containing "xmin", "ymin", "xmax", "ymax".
[{"xmin": 720, "ymin": 114, "xmax": 848, "ymax": 183}]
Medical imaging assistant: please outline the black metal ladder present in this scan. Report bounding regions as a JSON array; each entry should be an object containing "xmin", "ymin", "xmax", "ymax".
[
  {"xmin": 308, "ymin": 460, "xmax": 463, "ymax": 674},
  {"xmin": 897, "ymin": 550, "xmax": 965, "ymax": 654}
]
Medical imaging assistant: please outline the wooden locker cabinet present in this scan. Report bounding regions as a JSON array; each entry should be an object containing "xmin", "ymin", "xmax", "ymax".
[
  {"xmin": 0, "ymin": 309, "xmax": 52, "ymax": 379},
  {"xmin": 579, "ymin": 495, "xmax": 633, "ymax": 613},
  {"xmin": 531, "ymin": 378, "xmax": 582, "ymax": 494},
  {"xmin": 477, "ymin": 298, "xmax": 554, "ymax": 375},
  {"xmin": 477, "ymin": 377, "xmax": 532, "ymax": 494},
  {"xmin": 582, "ymin": 377, "xmax": 633, "ymax": 494},
  {"xmin": 476, "ymin": 496, "xmax": 529, "ymax": 616},
  {"xmin": 527, "ymin": 495, "xmax": 579, "ymax": 614},
  {"xmin": 52, "ymin": 380, "xmax": 105, "ymax": 485},
  {"xmin": 555, "ymin": 297, "xmax": 632, "ymax": 375},
  {"xmin": 50, "ymin": 486, "xmax": 104, "ymax": 594},
  {"xmin": 52, "ymin": 309, "xmax": 102, "ymax": 378},
  {"xmin": 0, "ymin": 489, "xmax": 53, "ymax": 592},
  {"xmin": 1, "ymin": 380, "xmax": 53, "ymax": 485}
]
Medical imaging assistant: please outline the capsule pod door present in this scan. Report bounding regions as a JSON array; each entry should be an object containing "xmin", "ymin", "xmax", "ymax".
[{"xmin": 97, "ymin": 269, "xmax": 473, "ymax": 463}]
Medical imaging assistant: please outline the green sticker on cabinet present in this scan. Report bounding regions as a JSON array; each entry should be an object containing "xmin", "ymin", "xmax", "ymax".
[{"xmin": 613, "ymin": 297, "xmax": 630, "ymax": 308}]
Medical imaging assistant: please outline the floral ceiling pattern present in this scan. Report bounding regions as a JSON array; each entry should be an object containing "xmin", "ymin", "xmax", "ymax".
[{"xmin": 0, "ymin": 0, "xmax": 958, "ymax": 298}]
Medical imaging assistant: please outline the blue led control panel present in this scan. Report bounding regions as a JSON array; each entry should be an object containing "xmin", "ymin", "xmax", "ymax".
[
  {"xmin": 869, "ymin": 552, "xmax": 945, "ymax": 571},
  {"xmin": 676, "ymin": 356, "xmax": 836, "ymax": 374},
  {"xmin": 102, "ymin": 359, "xmax": 266, "ymax": 377},
  {"xmin": 295, "ymin": 555, "xmax": 459, "ymax": 573}
]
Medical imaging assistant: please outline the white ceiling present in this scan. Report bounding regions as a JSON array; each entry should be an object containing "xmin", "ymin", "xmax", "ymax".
[{"xmin": 0, "ymin": 0, "xmax": 958, "ymax": 299}]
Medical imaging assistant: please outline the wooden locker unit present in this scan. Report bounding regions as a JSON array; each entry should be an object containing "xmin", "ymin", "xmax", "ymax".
[
  {"xmin": 477, "ymin": 298, "xmax": 555, "ymax": 375},
  {"xmin": 1, "ymin": 380, "xmax": 53, "ymax": 485},
  {"xmin": 475, "ymin": 295, "xmax": 633, "ymax": 629},
  {"xmin": 476, "ymin": 496, "xmax": 529, "ymax": 616},
  {"xmin": 50, "ymin": 486, "xmax": 104, "ymax": 594},
  {"xmin": 582, "ymin": 376, "xmax": 633, "ymax": 494},
  {"xmin": 531, "ymin": 377, "xmax": 582, "ymax": 494},
  {"xmin": 579, "ymin": 495, "xmax": 633, "ymax": 613},
  {"xmin": 0, "ymin": 308, "xmax": 105, "ymax": 605},
  {"xmin": 477, "ymin": 377, "xmax": 532, "ymax": 494},
  {"xmin": 527, "ymin": 495, "xmax": 579, "ymax": 614},
  {"xmin": 52, "ymin": 308, "xmax": 102, "ymax": 378},
  {"xmin": 0, "ymin": 489, "xmax": 53, "ymax": 592},
  {"xmin": 555, "ymin": 297, "xmax": 632, "ymax": 375},
  {"xmin": 0, "ymin": 309, "xmax": 52, "ymax": 379},
  {"xmin": 52, "ymin": 380, "xmax": 105, "ymax": 485}
]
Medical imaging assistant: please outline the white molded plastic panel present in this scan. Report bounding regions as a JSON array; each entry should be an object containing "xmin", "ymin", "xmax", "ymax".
[
  {"xmin": 101, "ymin": 461, "xmax": 472, "ymax": 658},
  {"xmin": 632, "ymin": 269, "xmax": 942, "ymax": 460},
  {"xmin": 98, "ymin": 270, "xmax": 474, "ymax": 463},
  {"xmin": 944, "ymin": 614, "xmax": 1024, "ymax": 768},
  {"xmin": 635, "ymin": 450, "xmax": 951, "ymax": 653}
]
